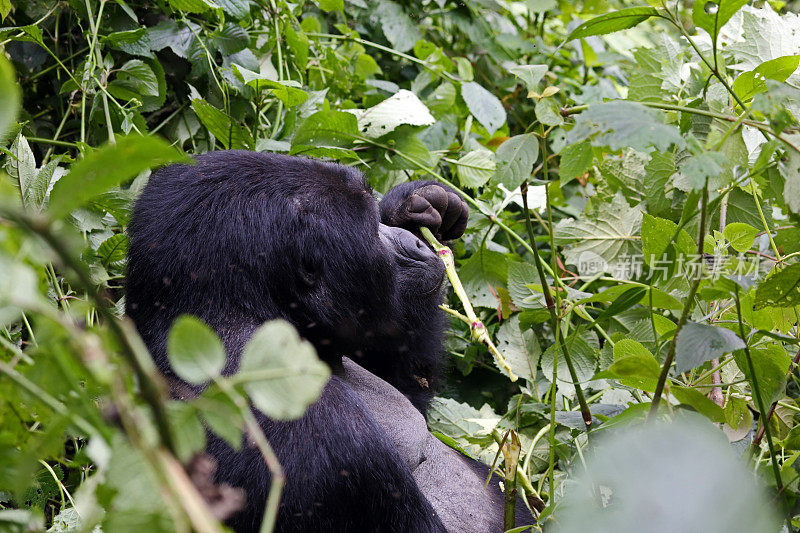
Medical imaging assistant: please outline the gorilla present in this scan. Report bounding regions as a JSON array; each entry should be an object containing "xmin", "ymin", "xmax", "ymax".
[{"xmin": 125, "ymin": 151, "xmax": 534, "ymax": 532}]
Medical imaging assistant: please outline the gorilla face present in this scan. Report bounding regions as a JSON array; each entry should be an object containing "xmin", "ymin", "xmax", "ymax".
[{"xmin": 378, "ymin": 223, "xmax": 445, "ymax": 297}]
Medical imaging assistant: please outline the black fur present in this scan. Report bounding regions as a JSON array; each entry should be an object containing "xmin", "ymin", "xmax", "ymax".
[{"xmin": 126, "ymin": 151, "xmax": 472, "ymax": 531}]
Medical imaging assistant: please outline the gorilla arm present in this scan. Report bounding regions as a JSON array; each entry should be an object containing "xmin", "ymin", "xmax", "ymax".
[{"xmin": 341, "ymin": 358, "xmax": 535, "ymax": 533}]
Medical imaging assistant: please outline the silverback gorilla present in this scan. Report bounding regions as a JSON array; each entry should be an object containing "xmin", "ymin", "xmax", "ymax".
[{"xmin": 125, "ymin": 151, "xmax": 534, "ymax": 532}]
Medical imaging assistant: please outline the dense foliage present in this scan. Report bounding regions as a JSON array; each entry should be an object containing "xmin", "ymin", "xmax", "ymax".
[{"xmin": 2, "ymin": 0, "xmax": 800, "ymax": 530}]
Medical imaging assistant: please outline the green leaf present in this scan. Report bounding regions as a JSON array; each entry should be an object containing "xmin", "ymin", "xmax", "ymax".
[
  {"xmin": 534, "ymin": 97, "xmax": 564, "ymax": 127},
  {"xmin": 674, "ymin": 321, "xmax": 745, "ymax": 373},
  {"xmin": 495, "ymin": 314, "xmax": 540, "ymax": 381},
  {"xmin": 678, "ymin": 151, "xmax": 726, "ymax": 190},
  {"xmin": 191, "ymin": 98, "xmax": 253, "ymax": 149},
  {"xmin": 167, "ymin": 315, "xmax": 227, "ymax": 385},
  {"xmin": 4, "ymin": 134, "xmax": 36, "ymax": 208},
  {"xmin": 196, "ymin": 387, "xmax": 243, "ymax": 449},
  {"xmin": 692, "ymin": 0, "xmax": 749, "ymax": 41},
  {"xmin": 732, "ymin": 344, "xmax": 789, "ymax": 406},
  {"xmin": 564, "ymin": 7, "xmax": 660, "ymax": 42},
  {"xmin": 0, "ymin": 54, "xmax": 20, "ymax": 140},
  {"xmin": 455, "ymin": 150, "xmax": 496, "ymax": 188},
  {"xmin": 317, "ymin": 0, "xmax": 343, "ymax": 12},
  {"xmin": 507, "ymin": 64, "xmax": 548, "ymax": 95},
  {"xmin": 754, "ymin": 263, "xmax": 800, "ymax": 309},
  {"xmin": 559, "ymin": 141, "xmax": 593, "ymax": 184},
  {"xmin": 49, "ymin": 136, "xmax": 188, "ymax": 218},
  {"xmin": 461, "ymin": 81, "xmax": 506, "ymax": 136},
  {"xmin": 166, "ymin": 401, "xmax": 206, "ymax": 462},
  {"xmin": 641, "ymin": 213, "xmax": 694, "ymax": 264},
  {"xmin": 494, "ymin": 133, "xmax": 538, "ymax": 190},
  {"xmin": 671, "ymin": 386, "xmax": 725, "ymax": 423},
  {"xmin": 375, "ymin": 0, "xmax": 421, "ymax": 53},
  {"xmin": 594, "ymin": 339, "xmax": 660, "ymax": 391},
  {"xmin": 566, "ymin": 101, "xmax": 684, "ymax": 152},
  {"xmin": 209, "ymin": 23, "xmax": 249, "ymax": 55},
  {"xmin": 214, "ymin": 0, "xmax": 251, "ymax": 18},
  {"xmin": 555, "ymin": 193, "xmax": 643, "ymax": 280},
  {"xmin": 291, "ymin": 110, "xmax": 359, "ymax": 152},
  {"xmin": 723, "ymin": 222, "xmax": 758, "ymax": 253},
  {"xmin": 96, "ymin": 234, "xmax": 129, "ymax": 267},
  {"xmin": 238, "ymin": 320, "xmax": 330, "ymax": 420},
  {"xmin": 108, "ymin": 60, "xmax": 159, "ymax": 101},
  {"xmin": 732, "ymin": 55, "xmax": 800, "ymax": 102},
  {"xmin": 167, "ymin": 0, "xmax": 216, "ymax": 13},
  {"xmin": 348, "ymin": 89, "xmax": 434, "ymax": 138}
]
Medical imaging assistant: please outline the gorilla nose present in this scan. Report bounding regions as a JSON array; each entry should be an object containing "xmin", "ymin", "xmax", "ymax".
[{"xmin": 379, "ymin": 224, "xmax": 438, "ymax": 263}]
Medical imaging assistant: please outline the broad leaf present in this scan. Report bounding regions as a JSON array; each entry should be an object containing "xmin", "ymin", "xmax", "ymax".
[
  {"xmin": 192, "ymin": 98, "xmax": 254, "ymax": 149},
  {"xmin": 559, "ymin": 141, "xmax": 593, "ymax": 184},
  {"xmin": 723, "ymin": 222, "xmax": 758, "ymax": 253},
  {"xmin": 508, "ymin": 64, "xmax": 548, "ymax": 95},
  {"xmin": 754, "ymin": 263, "xmax": 800, "ymax": 309},
  {"xmin": 494, "ymin": 133, "xmax": 539, "ymax": 189},
  {"xmin": 566, "ymin": 101, "xmax": 684, "ymax": 152},
  {"xmin": 692, "ymin": 0, "xmax": 749, "ymax": 41},
  {"xmin": 456, "ymin": 150, "xmax": 496, "ymax": 188},
  {"xmin": 347, "ymin": 90, "xmax": 434, "ymax": 138},
  {"xmin": 49, "ymin": 136, "xmax": 188, "ymax": 218},
  {"xmin": 461, "ymin": 82, "xmax": 506, "ymax": 136},
  {"xmin": 555, "ymin": 193, "xmax": 643, "ymax": 280},
  {"xmin": 97, "ymin": 234, "xmax": 129, "ymax": 267},
  {"xmin": 238, "ymin": 320, "xmax": 330, "ymax": 420},
  {"xmin": 674, "ymin": 321, "xmax": 745, "ymax": 373},
  {"xmin": 167, "ymin": 315, "xmax": 227, "ymax": 385},
  {"xmin": 495, "ymin": 314, "xmax": 540, "ymax": 381},
  {"xmin": 375, "ymin": 0, "xmax": 421, "ymax": 53}
]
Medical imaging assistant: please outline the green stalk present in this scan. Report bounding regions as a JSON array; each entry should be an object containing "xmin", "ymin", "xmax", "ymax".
[{"xmin": 419, "ymin": 227, "xmax": 517, "ymax": 380}]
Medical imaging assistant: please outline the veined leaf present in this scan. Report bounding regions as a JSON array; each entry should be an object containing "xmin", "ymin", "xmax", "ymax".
[
  {"xmin": 754, "ymin": 263, "xmax": 800, "ymax": 309},
  {"xmin": 674, "ymin": 321, "xmax": 745, "ymax": 373},
  {"xmin": 692, "ymin": 0, "xmax": 748, "ymax": 41},
  {"xmin": 494, "ymin": 133, "xmax": 538, "ymax": 190},
  {"xmin": 192, "ymin": 98, "xmax": 254, "ymax": 149},
  {"xmin": 461, "ymin": 82, "xmax": 506, "ymax": 136},
  {"xmin": 456, "ymin": 150, "xmax": 496, "ymax": 188},
  {"xmin": 564, "ymin": 7, "xmax": 661, "ymax": 42}
]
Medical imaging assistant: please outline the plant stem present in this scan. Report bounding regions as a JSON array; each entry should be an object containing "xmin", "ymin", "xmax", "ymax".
[
  {"xmin": 419, "ymin": 228, "xmax": 517, "ymax": 380},
  {"xmin": 648, "ymin": 180, "xmax": 709, "ymax": 421}
]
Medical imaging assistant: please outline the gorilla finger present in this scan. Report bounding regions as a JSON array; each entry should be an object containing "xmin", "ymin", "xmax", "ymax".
[
  {"xmin": 407, "ymin": 206, "xmax": 443, "ymax": 233},
  {"xmin": 410, "ymin": 185, "xmax": 448, "ymax": 215},
  {"xmin": 440, "ymin": 192, "xmax": 469, "ymax": 240}
]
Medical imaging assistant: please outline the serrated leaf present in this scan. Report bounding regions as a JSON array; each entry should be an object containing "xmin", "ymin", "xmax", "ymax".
[
  {"xmin": 494, "ymin": 133, "xmax": 538, "ymax": 189},
  {"xmin": 564, "ymin": 7, "xmax": 660, "ymax": 41},
  {"xmin": 348, "ymin": 90, "xmax": 434, "ymax": 138},
  {"xmin": 97, "ymin": 234, "xmax": 129, "ymax": 267},
  {"xmin": 555, "ymin": 193, "xmax": 643, "ymax": 279},
  {"xmin": 192, "ymin": 98, "xmax": 253, "ymax": 149},
  {"xmin": 238, "ymin": 320, "xmax": 329, "ymax": 420},
  {"xmin": 427, "ymin": 397, "xmax": 498, "ymax": 439},
  {"xmin": 210, "ymin": 23, "xmax": 249, "ymax": 55},
  {"xmin": 723, "ymin": 222, "xmax": 758, "ymax": 253},
  {"xmin": 461, "ymin": 81, "xmax": 506, "ymax": 136},
  {"xmin": 4, "ymin": 134, "xmax": 36, "ymax": 208},
  {"xmin": 566, "ymin": 101, "xmax": 684, "ymax": 152},
  {"xmin": 456, "ymin": 150, "xmax": 496, "ymax": 188},
  {"xmin": 692, "ymin": 0, "xmax": 748, "ymax": 41},
  {"xmin": 49, "ymin": 136, "xmax": 188, "ymax": 218},
  {"xmin": 167, "ymin": 315, "xmax": 227, "ymax": 385},
  {"xmin": 108, "ymin": 59, "xmax": 159, "ymax": 101},
  {"xmin": 674, "ymin": 321, "xmax": 745, "ymax": 373},
  {"xmin": 641, "ymin": 213, "xmax": 694, "ymax": 264},
  {"xmin": 754, "ymin": 263, "xmax": 800, "ymax": 309}
]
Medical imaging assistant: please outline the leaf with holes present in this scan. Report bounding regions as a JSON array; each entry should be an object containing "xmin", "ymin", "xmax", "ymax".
[
  {"xmin": 754, "ymin": 263, "xmax": 800, "ymax": 309},
  {"xmin": 692, "ymin": 0, "xmax": 749, "ymax": 41}
]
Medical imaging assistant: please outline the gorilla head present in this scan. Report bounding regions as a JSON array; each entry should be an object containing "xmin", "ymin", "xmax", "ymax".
[{"xmin": 126, "ymin": 150, "xmax": 456, "ymax": 409}]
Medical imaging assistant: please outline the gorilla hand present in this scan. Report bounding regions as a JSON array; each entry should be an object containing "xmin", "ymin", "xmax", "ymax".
[{"xmin": 379, "ymin": 181, "xmax": 469, "ymax": 241}]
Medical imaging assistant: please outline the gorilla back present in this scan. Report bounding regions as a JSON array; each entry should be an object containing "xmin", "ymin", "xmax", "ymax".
[{"xmin": 127, "ymin": 151, "xmax": 451, "ymax": 531}]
